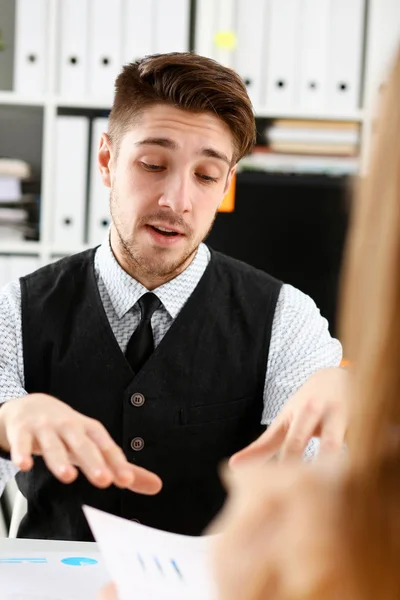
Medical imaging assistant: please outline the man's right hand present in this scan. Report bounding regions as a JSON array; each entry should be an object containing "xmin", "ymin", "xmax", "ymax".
[{"xmin": 0, "ymin": 393, "xmax": 162, "ymax": 495}]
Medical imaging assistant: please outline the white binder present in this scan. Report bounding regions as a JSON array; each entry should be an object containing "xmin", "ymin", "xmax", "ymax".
[
  {"xmin": 364, "ymin": 0, "xmax": 400, "ymax": 110},
  {"xmin": 298, "ymin": 0, "xmax": 330, "ymax": 111},
  {"xmin": 213, "ymin": 0, "xmax": 235, "ymax": 68},
  {"xmin": 88, "ymin": 0, "xmax": 122, "ymax": 98},
  {"xmin": 235, "ymin": 0, "xmax": 268, "ymax": 109},
  {"xmin": 195, "ymin": 0, "xmax": 217, "ymax": 59},
  {"xmin": 13, "ymin": 0, "xmax": 48, "ymax": 95},
  {"xmin": 0, "ymin": 255, "xmax": 10, "ymax": 288},
  {"xmin": 53, "ymin": 116, "xmax": 89, "ymax": 246},
  {"xmin": 327, "ymin": 0, "xmax": 365, "ymax": 112},
  {"xmin": 58, "ymin": 0, "xmax": 89, "ymax": 97},
  {"xmin": 154, "ymin": 0, "xmax": 190, "ymax": 54},
  {"xmin": 265, "ymin": 0, "xmax": 302, "ymax": 110},
  {"xmin": 8, "ymin": 256, "xmax": 40, "ymax": 280},
  {"xmin": 123, "ymin": 0, "xmax": 154, "ymax": 64},
  {"xmin": 88, "ymin": 117, "xmax": 111, "ymax": 247}
]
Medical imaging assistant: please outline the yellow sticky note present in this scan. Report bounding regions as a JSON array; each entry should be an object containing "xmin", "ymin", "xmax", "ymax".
[{"xmin": 214, "ymin": 30, "xmax": 237, "ymax": 51}]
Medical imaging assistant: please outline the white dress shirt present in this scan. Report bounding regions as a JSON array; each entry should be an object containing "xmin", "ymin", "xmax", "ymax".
[{"xmin": 0, "ymin": 241, "xmax": 342, "ymax": 492}]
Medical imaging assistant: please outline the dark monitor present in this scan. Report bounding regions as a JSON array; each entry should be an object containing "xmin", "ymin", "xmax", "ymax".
[{"xmin": 207, "ymin": 171, "xmax": 351, "ymax": 337}]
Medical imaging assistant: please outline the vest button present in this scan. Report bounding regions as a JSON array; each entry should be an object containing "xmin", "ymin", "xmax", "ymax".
[
  {"xmin": 131, "ymin": 518, "xmax": 141, "ymax": 523},
  {"xmin": 131, "ymin": 437, "xmax": 145, "ymax": 451},
  {"xmin": 130, "ymin": 393, "xmax": 145, "ymax": 407}
]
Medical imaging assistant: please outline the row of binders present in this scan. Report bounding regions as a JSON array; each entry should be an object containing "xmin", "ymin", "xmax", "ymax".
[
  {"xmin": 196, "ymin": 0, "xmax": 366, "ymax": 113},
  {"xmin": 13, "ymin": 0, "xmax": 400, "ymax": 114},
  {"xmin": 14, "ymin": 0, "xmax": 190, "ymax": 97},
  {"xmin": 53, "ymin": 116, "xmax": 109, "ymax": 246}
]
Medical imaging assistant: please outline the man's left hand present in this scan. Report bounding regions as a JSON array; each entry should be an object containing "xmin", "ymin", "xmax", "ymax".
[{"xmin": 230, "ymin": 367, "xmax": 348, "ymax": 465}]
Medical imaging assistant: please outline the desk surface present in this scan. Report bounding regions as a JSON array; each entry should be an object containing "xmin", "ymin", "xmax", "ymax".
[
  {"xmin": 0, "ymin": 537, "xmax": 106, "ymax": 600},
  {"xmin": 0, "ymin": 537, "xmax": 98, "ymax": 552}
]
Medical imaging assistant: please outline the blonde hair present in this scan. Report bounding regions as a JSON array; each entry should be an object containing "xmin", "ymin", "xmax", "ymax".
[
  {"xmin": 336, "ymin": 45, "xmax": 400, "ymax": 600},
  {"xmin": 341, "ymin": 47, "xmax": 400, "ymax": 467},
  {"xmin": 215, "ymin": 47, "xmax": 400, "ymax": 600}
]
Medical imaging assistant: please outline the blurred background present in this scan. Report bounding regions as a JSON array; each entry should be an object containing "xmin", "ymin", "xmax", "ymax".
[{"xmin": 0, "ymin": 0, "xmax": 399, "ymax": 340}]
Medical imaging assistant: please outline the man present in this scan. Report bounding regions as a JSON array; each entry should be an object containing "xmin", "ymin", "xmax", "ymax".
[{"xmin": 0, "ymin": 53, "xmax": 346, "ymax": 541}]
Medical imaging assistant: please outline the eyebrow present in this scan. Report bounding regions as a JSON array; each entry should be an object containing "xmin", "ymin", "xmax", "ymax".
[
  {"xmin": 135, "ymin": 137, "xmax": 178, "ymax": 150},
  {"xmin": 135, "ymin": 137, "xmax": 231, "ymax": 167}
]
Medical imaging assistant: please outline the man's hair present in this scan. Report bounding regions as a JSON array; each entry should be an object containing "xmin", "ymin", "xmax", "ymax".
[{"xmin": 108, "ymin": 52, "xmax": 255, "ymax": 164}]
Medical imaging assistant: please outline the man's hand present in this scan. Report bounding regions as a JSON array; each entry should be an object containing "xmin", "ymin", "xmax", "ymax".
[
  {"xmin": 230, "ymin": 367, "xmax": 348, "ymax": 465},
  {"xmin": 0, "ymin": 393, "xmax": 162, "ymax": 494}
]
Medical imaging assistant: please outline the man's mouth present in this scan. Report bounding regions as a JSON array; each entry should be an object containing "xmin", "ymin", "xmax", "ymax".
[{"xmin": 148, "ymin": 225, "xmax": 182, "ymax": 237}]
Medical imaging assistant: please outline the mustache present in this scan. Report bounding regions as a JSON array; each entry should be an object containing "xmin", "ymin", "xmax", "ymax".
[{"xmin": 139, "ymin": 211, "xmax": 193, "ymax": 236}]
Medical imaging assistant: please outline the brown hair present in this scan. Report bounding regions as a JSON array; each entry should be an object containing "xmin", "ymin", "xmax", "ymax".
[{"xmin": 108, "ymin": 52, "xmax": 255, "ymax": 164}]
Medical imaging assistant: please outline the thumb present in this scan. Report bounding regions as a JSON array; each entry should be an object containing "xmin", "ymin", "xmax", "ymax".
[
  {"xmin": 229, "ymin": 420, "xmax": 286, "ymax": 467},
  {"xmin": 98, "ymin": 582, "xmax": 118, "ymax": 600}
]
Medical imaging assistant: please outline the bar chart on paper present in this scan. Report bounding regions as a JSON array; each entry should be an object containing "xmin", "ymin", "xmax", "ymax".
[{"xmin": 84, "ymin": 506, "xmax": 218, "ymax": 600}]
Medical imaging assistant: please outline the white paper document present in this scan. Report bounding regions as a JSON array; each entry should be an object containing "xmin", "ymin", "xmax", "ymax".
[
  {"xmin": 0, "ymin": 548, "xmax": 109, "ymax": 600},
  {"xmin": 84, "ymin": 506, "xmax": 218, "ymax": 600}
]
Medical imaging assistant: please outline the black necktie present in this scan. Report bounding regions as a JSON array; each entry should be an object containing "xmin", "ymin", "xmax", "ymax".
[{"xmin": 125, "ymin": 293, "xmax": 161, "ymax": 373}]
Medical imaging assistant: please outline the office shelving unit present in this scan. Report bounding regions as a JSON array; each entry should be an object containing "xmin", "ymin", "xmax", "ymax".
[{"xmin": 0, "ymin": 0, "xmax": 398, "ymax": 267}]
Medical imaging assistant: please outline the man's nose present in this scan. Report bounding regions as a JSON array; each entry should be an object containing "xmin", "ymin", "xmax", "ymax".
[{"xmin": 158, "ymin": 176, "xmax": 192, "ymax": 213}]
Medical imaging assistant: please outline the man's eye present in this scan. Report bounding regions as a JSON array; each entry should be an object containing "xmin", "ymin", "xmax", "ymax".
[
  {"xmin": 141, "ymin": 162, "xmax": 164, "ymax": 171},
  {"xmin": 196, "ymin": 173, "xmax": 218, "ymax": 183}
]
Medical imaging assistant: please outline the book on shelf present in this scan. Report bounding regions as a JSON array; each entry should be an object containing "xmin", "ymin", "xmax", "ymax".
[
  {"xmin": 266, "ymin": 127, "xmax": 359, "ymax": 145},
  {"xmin": 0, "ymin": 158, "xmax": 31, "ymax": 179},
  {"xmin": 0, "ymin": 158, "xmax": 39, "ymax": 241},
  {"xmin": 239, "ymin": 149, "xmax": 359, "ymax": 177},
  {"xmin": 267, "ymin": 141, "xmax": 358, "ymax": 156},
  {"xmin": 264, "ymin": 118, "xmax": 360, "ymax": 158}
]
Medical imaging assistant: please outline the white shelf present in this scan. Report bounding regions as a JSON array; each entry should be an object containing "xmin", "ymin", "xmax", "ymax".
[
  {"xmin": 0, "ymin": 91, "xmax": 366, "ymax": 121},
  {"xmin": 49, "ymin": 243, "xmax": 91, "ymax": 256},
  {"xmin": 0, "ymin": 241, "xmax": 92, "ymax": 258},
  {"xmin": 254, "ymin": 107, "xmax": 365, "ymax": 122},
  {"xmin": 0, "ymin": 241, "xmax": 42, "ymax": 255},
  {"xmin": 0, "ymin": 92, "xmax": 112, "ymax": 110},
  {"xmin": 53, "ymin": 96, "xmax": 113, "ymax": 109},
  {"xmin": 0, "ymin": 92, "xmax": 45, "ymax": 107}
]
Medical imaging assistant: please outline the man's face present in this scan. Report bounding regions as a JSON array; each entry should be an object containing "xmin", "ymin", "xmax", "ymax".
[{"xmin": 98, "ymin": 104, "xmax": 236, "ymax": 282}]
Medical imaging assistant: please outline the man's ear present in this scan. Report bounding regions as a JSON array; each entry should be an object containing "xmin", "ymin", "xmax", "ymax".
[
  {"xmin": 222, "ymin": 165, "xmax": 237, "ymax": 197},
  {"xmin": 98, "ymin": 132, "xmax": 113, "ymax": 188}
]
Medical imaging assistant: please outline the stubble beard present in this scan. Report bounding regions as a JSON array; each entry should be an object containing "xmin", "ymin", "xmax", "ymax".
[{"xmin": 110, "ymin": 193, "xmax": 217, "ymax": 281}]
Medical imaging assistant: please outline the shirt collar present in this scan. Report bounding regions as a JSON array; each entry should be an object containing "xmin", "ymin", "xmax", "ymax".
[{"xmin": 95, "ymin": 237, "xmax": 210, "ymax": 320}]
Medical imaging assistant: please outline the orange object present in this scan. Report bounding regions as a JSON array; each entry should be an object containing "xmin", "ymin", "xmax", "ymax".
[{"xmin": 218, "ymin": 174, "xmax": 236, "ymax": 212}]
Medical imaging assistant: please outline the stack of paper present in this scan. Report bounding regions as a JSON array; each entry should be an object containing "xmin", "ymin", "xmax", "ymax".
[{"xmin": 84, "ymin": 506, "xmax": 218, "ymax": 600}]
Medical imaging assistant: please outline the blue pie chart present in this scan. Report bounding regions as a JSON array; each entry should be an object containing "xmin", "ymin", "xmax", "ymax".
[{"xmin": 61, "ymin": 557, "xmax": 98, "ymax": 566}]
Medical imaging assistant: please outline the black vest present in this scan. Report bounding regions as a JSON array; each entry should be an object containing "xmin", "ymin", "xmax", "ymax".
[{"xmin": 16, "ymin": 248, "xmax": 281, "ymax": 540}]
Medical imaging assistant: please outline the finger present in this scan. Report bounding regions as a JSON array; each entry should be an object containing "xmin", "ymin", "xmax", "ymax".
[
  {"xmin": 279, "ymin": 407, "xmax": 322, "ymax": 461},
  {"xmin": 8, "ymin": 427, "xmax": 34, "ymax": 471},
  {"xmin": 61, "ymin": 427, "xmax": 114, "ymax": 488},
  {"xmin": 85, "ymin": 422, "xmax": 136, "ymax": 487},
  {"xmin": 98, "ymin": 582, "xmax": 118, "ymax": 600},
  {"xmin": 318, "ymin": 410, "xmax": 346, "ymax": 457},
  {"xmin": 229, "ymin": 420, "xmax": 287, "ymax": 467},
  {"xmin": 127, "ymin": 465, "xmax": 162, "ymax": 495},
  {"xmin": 35, "ymin": 427, "xmax": 78, "ymax": 483}
]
